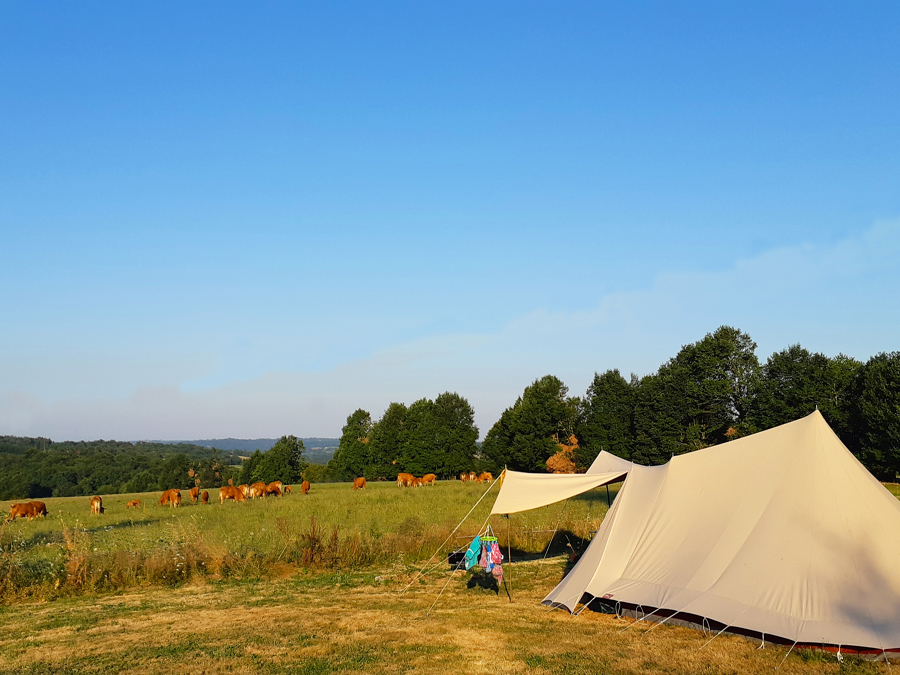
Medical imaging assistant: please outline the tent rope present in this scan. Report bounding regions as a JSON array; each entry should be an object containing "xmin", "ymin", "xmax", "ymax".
[
  {"xmin": 775, "ymin": 641, "xmax": 797, "ymax": 670},
  {"xmin": 399, "ymin": 474, "xmax": 501, "ymax": 594},
  {"xmin": 541, "ymin": 499, "xmax": 570, "ymax": 563},
  {"xmin": 424, "ymin": 507, "xmax": 501, "ymax": 616}
]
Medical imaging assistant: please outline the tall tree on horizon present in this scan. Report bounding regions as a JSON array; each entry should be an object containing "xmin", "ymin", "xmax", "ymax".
[
  {"xmin": 481, "ymin": 375, "xmax": 578, "ymax": 472},
  {"xmin": 575, "ymin": 369, "xmax": 637, "ymax": 468},
  {"xmin": 327, "ymin": 409, "xmax": 373, "ymax": 481}
]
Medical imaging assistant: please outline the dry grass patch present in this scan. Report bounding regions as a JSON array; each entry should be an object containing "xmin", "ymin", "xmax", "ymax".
[{"xmin": 0, "ymin": 558, "xmax": 888, "ymax": 675}]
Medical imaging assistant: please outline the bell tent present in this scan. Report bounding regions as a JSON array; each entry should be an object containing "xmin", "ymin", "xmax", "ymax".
[{"xmin": 490, "ymin": 411, "xmax": 900, "ymax": 654}]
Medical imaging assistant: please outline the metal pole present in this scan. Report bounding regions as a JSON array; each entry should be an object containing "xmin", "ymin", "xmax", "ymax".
[{"xmin": 506, "ymin": 514, "xmax": 512, "ymax": 602}]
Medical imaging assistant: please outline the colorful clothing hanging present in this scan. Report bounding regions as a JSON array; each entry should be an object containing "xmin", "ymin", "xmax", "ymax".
[{"xmin": 464, "ymin": 536, "xmax": 482, "ymax": 571}]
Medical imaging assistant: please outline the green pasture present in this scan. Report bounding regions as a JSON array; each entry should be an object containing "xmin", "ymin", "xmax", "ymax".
[{"xmin": 0, "ymin": 480, "xmax": 618, "ymax": 599}]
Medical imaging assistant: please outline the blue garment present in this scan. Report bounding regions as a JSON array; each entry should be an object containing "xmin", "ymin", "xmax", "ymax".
[{"xmin": 464, "ymin": 536, "xmax": 481, "ymax": 570}]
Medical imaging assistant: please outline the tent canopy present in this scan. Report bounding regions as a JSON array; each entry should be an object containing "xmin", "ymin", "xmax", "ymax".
[{"xmin": 490, "ymin": 469, "xmax": 626, "ymax": 515}]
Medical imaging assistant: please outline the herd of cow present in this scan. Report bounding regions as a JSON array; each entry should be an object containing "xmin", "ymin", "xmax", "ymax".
[
  {"xmin": 5, "ymin": 472, "xmax": 494, "ymax": 522},
  {"xmin": 4, "ymin": 480, "xmax": 311, "ymax": 522}
]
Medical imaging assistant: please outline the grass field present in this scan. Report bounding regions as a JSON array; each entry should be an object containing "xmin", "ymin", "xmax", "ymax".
[
  {"xmin": 0, "ymin": 481, "xmax": 615, "ymax": 599},
  {"xmin": 0, "ymin": 480, "xmax": 893, "ymax": 674}
]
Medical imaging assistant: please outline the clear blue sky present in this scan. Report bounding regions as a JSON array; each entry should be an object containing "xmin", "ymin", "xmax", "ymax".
[{"xmin": 2, "ymin": 2, "xmax": 898, "ymax": 440}]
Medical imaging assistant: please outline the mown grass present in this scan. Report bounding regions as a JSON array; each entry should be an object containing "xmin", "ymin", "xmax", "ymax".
[
  {"xmin": 0, "ymin": 481, "xmax": 616, "ymax": 599},
  {"xmin": 0, "ymin": 556, "xmax": 885, "ymax": 675}
]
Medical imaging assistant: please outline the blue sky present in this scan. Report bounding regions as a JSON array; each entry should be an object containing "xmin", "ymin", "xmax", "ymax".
[{"xmin": 2, "ymin": 2, "xmax": 898, "ymax": 440}]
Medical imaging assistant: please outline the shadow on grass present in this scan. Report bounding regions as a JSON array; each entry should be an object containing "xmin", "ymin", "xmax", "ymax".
[{"xmin": 79, "ymin": 518, "xmax": 156, "ymax": 535}]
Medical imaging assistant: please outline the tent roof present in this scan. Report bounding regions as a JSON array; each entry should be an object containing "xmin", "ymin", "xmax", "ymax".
[{"xmin": 542, "ymin": 411, "xmax": 900, "ymax": 650}]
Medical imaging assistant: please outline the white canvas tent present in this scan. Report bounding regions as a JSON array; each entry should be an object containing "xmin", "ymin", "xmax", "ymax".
[{"xmin": 490, "ymin": 411, "xmax": 900, "ymax": 653}]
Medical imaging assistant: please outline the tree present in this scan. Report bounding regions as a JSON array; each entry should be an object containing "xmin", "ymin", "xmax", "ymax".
[
  {"xmin": 252, "ymin": 435, "xmax": 308, "ymax": 484},
  {"xmin": 852, "ymin": 352, "xmax": 900, "ymax": 480},
  {"xmin": 575, "ymin": 369, "xmax": 636, "ymax": 468},
  {"xmin": 428, "ymin": 392, "xmax": 479, "ymax": 477},
  {"xmin": 368, "ymin": 402, "xmax": 408, "ymax": 479},
  {"xmin": 157, "ymin": 454, "xmax": 192, "ymax": 490},
  {"xmin": 239, "ymin": 450, "xmax": 264, "ymax": 485},
  {"xmin": 631, "ymin": 326, "xmax": 760, "ymax": 463},
  {"xmin": 747, "ymin": 344, "xmax": 861, "ymax": 442},
  {"xmin": 327, "ymin": 409, "xmax": 372, "ymax": 480},
  {"xmin": 481, "ymin": 375, "xmax": 578, "ymax": 472}
]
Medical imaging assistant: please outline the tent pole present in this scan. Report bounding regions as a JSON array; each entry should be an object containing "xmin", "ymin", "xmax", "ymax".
[
  {"xmin": 506, "ymin": 514, "xmax": 512, "ymax": 602},
  {"xmin": 606, "ymin": 484, "xmax": 611, "ymax": 509}
]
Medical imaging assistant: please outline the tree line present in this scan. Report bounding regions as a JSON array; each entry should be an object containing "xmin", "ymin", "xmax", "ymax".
[
  {"xmin": 0, "ymin": 436, "xmax": 308, "ymax": 501},
  {"xmin": 327, "ymin": 326, "xmax": 900, "ymax": 481},
  {"xmin": 4, "ymin": 326, "xmax": 897, "ymax": 496}
]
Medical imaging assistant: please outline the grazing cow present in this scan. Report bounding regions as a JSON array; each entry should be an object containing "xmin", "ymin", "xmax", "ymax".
[
  {"xmin": 422, "ymin": 473, "xmax": 436, "ymax": 486},
  {"xmin": 412, "ymin": 477, "xmax": 424, "ymax": 487},
  {"xmin": 201, "ymin": 490, "xmax": 209, "ymax": 504},
  {"xmin": 239, "ymin": 484, "xmax": 250, "ymax": 498},
  {"xmin": 283, "ymin": 485, "xmax": 292, "ymax": 495},
  {"xmin": 6, "ymin": 501, "xmax": 47, "ymax": 522},
  {"xmin": 28, "ymin": 501, "xmax": 48, "ymax": 518},
  {"xmin": 469, "ymin": 471, "xmax": 477, "ymax": 482},
  {"xmin": 353, "ymin": 477, "xmax": 367, "ymax": 490},
  {"xmin": 397, "ymin": 472, "xmax": 414, "ymax": 488},
  {"xmin": 477, "ymin": 472, "xmax": 493, "ymax": 483},
  {"xmin": 189, "ymin": 486, "xmax": 200, "ymax": 504},
  {"xmin": 158, "ymin": 489, "xmax": 182, "ymax": 508},
  {"xmin": 249, "ymin": 482, "xmax": 267, "ymax": 499},
  {"xmin": 459, "ymin": 473, "xmax": 468, "ymax": 482},
  {"xmin": 126, "ymin": 499, "xmax": 141, "ymax": 509},
  {"xmin": 90, "ymin": 496, "xmax": 104, "ymax": 515},
  {"xmin": 219, "ymin": 485, "xmax": 246, "ymax": 503},
  {"xmin": 301, "ymin": 480, "xmax": 310, "ymax": 495},
  {"xmin": 265, "ymin": 481, "xmax": 283, "ymax": 497}
]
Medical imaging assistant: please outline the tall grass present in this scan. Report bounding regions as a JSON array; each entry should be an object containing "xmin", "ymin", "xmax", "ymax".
[{"xmin": 0, "ymin": 481, "xmax": 615, "ymax": 600}]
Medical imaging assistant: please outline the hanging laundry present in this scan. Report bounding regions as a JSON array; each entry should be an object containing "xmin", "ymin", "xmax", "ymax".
[
  {"xmin": 489, "ymin": 541, "xmax": 503, "ymax": 566},
  {"xmin": 464, "ymin": 536, "xmax": 482, "ymax": 571},
  {"xmin": 480, "ymin": 541, "xmax": 492, "ymax": 571},
  {"xmin": 492, "ymin": 564, "xmax": 503, "ymax": 585}
]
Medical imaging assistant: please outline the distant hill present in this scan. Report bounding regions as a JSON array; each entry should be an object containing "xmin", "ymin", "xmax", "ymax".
[{"xmin": 149, "ymin": 438, "xmax": 339, "ymax": 464}]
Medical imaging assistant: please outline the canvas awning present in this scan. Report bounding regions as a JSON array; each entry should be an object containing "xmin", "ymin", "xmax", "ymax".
[{"xmin": 490, "ymin": 469, "xmax": 627, "ymax": 515}]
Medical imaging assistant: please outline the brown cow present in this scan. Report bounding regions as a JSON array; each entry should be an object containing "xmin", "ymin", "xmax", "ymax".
[
  {"xmin": 283, "ymin": 485, "xmax": 292, "ymax": 495},
  {"xmin": 301, "ymin": 480, "xmax": 310, "ymax": 495},
  {"xmin": 239, "ymin": 484, "xmax": 250, "ymax": 498},
  {"xmin": 477, "ymin": 472, "xmax": 493, "ymax": 483},
  {"xmin": 459, "ymin": 472, "xmax": 469, "ymax": 482},
  {"xmin": 219, "ymin": 485, "xmax": 246, "ymax": 503},
  {"xmin": 249, "ymin": 482, "xmax": 267, "ymax": 499},
  {"xmin": 265, "ymin": 481, "xmax": 283, "ymax": 497},
  {"xmin": 189, "ymin": 486, "xmax": 200, "ymax": 504},
  {"xmin": 469, "ymin": 471, "xmax": 477, "ymax": 482},
  {"xmin": 90, "ymin": 496, "xmax": 104, "ymax": 515},
  {"xmin": 397, "ymin": 472, "xmax": 414, "ymax": 488},
  {"xmin": 201, "ymin": 490, "xmax": 209, "ymax": 504},
  {"xmin": 158, "ymin": 489, "xmax": 182, "ymax": 508},
  {"xmin": 6, "ymin": 501, "xmax": 47, "ymax": 522},
  {"xmin": 126, "ymin": 499, "xmax": 141, "ymax": 509},
  {"xmin": 422, "ymin": 473, "xmax": 436, "ymax": 486},
  {"xmin": 353, "ymin": 477, "xmax": 367, "ymax": 490},
  {"xmin": 411, "ymin": 477, "xmax": 423, "ymax": 487}
]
